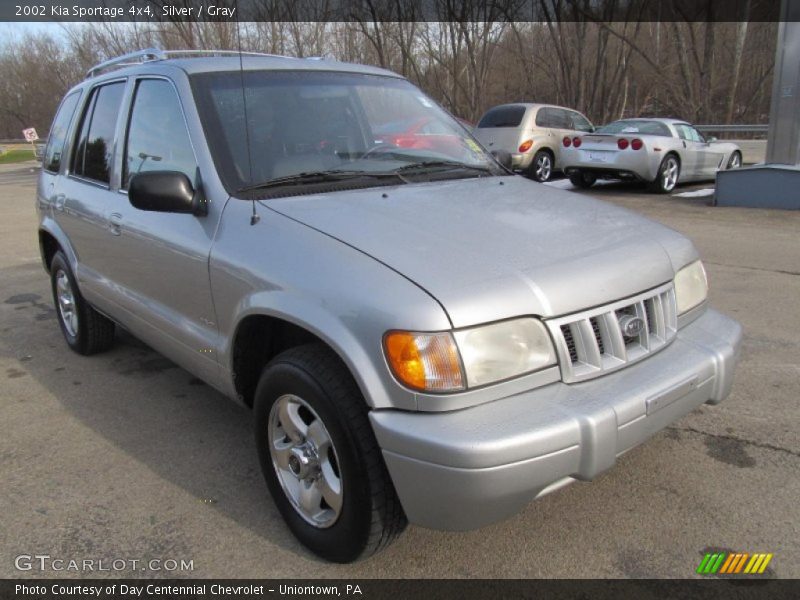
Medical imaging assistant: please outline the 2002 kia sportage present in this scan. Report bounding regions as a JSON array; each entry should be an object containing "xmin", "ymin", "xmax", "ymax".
[{"xmin": 37, "ymin": 49, "xmax": 742, "ymax": 563}]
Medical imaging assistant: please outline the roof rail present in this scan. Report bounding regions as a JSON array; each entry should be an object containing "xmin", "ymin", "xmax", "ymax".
[
  {"xmin": 85, "ymin": 48, "xmax": 298, "ymax": 79},
  {"xmin": 86, "ymin": 48, "xmax": 165, "ymax": 78}
]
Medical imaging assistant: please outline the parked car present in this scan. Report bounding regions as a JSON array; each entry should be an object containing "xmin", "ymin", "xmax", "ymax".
[
  {"xmin": 560, "ymin": 118, "xmax": 742, "ymax": 193},
  {"xmin": 38, "ymin": 49, "xmax": 741, "ymax": 563},
  {"xmin": 472, "ymin": 103, "xmax": 595, "ymax": 182},
  {"xmin": 372, "ymin": 116, "xmax": 474, "ymax": 160}
]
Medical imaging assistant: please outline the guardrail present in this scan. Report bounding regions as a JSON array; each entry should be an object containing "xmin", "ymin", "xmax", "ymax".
[{"xmin": 695, "ymin": 124, "xmax": 769, "ymax": 140}]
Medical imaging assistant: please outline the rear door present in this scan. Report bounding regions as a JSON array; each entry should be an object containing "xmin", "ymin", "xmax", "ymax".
[
  {"xmin": 38, "ymin": 89, "xmax": 82, "ymax": 230},
  {"xmin": 57, "ymin": 79, "xmax": 127, "ymax": 310}
]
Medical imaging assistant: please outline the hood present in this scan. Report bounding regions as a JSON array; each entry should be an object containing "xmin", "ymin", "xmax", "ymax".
[{"xmin": 267, "ymin": 176, "xmax": 697, "ymax": 328}]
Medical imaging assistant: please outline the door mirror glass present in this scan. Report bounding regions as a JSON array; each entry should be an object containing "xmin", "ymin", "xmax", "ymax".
[
  {"xmin": 707, "ymin": 136, "xmax": 717, "ymax": 143},
  {"xmin": 129, "ymin": 171, "xmax": 206, "ymax": 215}
]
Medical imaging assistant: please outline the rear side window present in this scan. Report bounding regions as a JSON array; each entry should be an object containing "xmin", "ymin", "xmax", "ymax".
[
  {"xmin": 535, "ymin": 107, "xmax": 554, "ymax": 127},
  {"xmin": 44, "ymin": 91, "xmax": 81, "ymax": 173},
  {"xmin": 123, "ymin": 79, "xmax": 197, "ymax": 189},
  {"xmin": 477, "ymin": 106, "xmax": 526, "ymax": 128},
  {"xmin": 570, "ymin": 111, "xmax": 594, "ymax": 132},
  {"xmin": 71, "ymin": 82, "xmax": 125, "ymax": 184}
]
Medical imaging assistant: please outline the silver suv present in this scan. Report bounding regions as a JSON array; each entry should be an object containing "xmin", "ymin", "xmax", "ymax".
[
  {"xmin": 37, "ymin": 49, "xmax": 741, "ymax": 563},
  {"xmin": 473, "ymin": 103, "xmax": 595, "ymax": 182}
]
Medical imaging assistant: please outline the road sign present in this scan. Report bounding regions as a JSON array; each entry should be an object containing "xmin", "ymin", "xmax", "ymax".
[{"xmin": 22, "ymin": 128, "xmax": 39, "ymax": 142}]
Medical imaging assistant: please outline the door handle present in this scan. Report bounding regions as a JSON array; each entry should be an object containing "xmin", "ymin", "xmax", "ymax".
[
  {"xmin": 54, "ymin": 194, "xmax": 66, "ymax": 212},
  {"xmin": 108, "ymin": 212, "xmax": 123, "ymax": 236}
]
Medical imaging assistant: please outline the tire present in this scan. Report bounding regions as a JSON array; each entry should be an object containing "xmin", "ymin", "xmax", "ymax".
[
  {"xmin": 253, "ymin": 343, "xmax": 407, "ymax": 562},
  {"xmin": 727, "ymin": 151, "xmax": 742, "ymax": 170},
  {"xmin": 649, "ymin": 154, "xmax": 680, "ymax": 193},
  {"xmin": 528, "ymin": 150, "xmax": 554, "ymax": 182},
  {"xmin": 50, "ymin": 251, "xmax": 115, "ymax": 355},
  {"xmin": 568, "ymin": 170, "xmax": 597, "ymax": 189}
]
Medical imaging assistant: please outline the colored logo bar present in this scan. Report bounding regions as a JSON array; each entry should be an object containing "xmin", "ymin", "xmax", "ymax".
[{"xmin": 696, "ymin": 552, "xmax": 773, "ymax": 574}]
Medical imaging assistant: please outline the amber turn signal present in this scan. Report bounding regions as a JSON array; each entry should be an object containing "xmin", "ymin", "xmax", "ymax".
[{"xmin": 383, "ymin": 331, "xmax": 464, "ymax": 392}]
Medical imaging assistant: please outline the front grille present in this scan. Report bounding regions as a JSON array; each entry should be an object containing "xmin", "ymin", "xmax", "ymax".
[{"xmin": 546, "ymin": 283, "xmax": 677, "ymax": 383}]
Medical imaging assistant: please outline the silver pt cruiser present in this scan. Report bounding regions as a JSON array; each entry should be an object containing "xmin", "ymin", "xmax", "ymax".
[{"xmin": 37, "ymin": 49, "xmax": 742, "ymax": 563}]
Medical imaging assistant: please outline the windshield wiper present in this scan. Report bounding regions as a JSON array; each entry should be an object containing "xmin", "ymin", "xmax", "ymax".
[
  {"xmin": 393, "ymin": 160, "xmax": 493, "ymax": 175},
  {"xmin": 236, "ymin": 170, "xmax": 405, "ymax": 194}
]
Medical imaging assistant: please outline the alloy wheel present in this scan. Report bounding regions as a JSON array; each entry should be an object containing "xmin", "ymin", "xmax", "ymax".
[{"xmin": 268, "ymin": 394, "xmax": 343, "ymax": 528}]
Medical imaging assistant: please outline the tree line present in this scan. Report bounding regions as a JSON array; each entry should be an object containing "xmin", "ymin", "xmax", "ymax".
[{"xmin": 0, "ymin": 7, "xmax": 777, "ymax": 139}]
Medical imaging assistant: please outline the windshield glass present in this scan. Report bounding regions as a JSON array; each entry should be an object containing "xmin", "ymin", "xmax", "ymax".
[
  {"xmin": 191, "ymin": 70, "xmax": 499, "ymax": 194},
  {"xmin": 596, "ymin": 120, "xmax": 673, "ymax": 137}
]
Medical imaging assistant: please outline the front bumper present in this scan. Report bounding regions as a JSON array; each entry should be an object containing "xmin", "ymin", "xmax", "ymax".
[{"xmin": 369, "ymin": 309, "xmax": 741, "ymax": 531}]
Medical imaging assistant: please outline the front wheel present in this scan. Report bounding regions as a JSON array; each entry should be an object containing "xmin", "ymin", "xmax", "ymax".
[
  {"xmin": 528, "ymin": 150, "xmax": 553, "ymax": 182},
  {"xmin": 649, "ymin": 154, "xmax": 680, "ymax": 193},
  {"xmin": 253, "ymin": 344, "xmax": 406, "ymax": 562},
  {"xmin": 727, "ymin": 151, "xmax": 742, "ymax": 169},
  {"xmin": 568, "ymin": 170, "xmax": 597, "ymax": 189}
]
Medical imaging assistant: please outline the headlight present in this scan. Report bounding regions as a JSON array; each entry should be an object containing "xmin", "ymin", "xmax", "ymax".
[
  {"xmin": 454, "ymin": 318, "xmax": 556, "ymax": 387},
  {"xmin": 674, "ymin": 260, "xmax": 708, "ymax": 314},
  {"xmin": 384, "ymin": 318, "xmax": 556, "ymax": 393}
]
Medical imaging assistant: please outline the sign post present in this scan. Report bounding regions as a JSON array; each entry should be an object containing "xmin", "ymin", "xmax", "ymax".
[{"xmin": 22, "ymin": 127, "xmax": 39, "ymax": 160}]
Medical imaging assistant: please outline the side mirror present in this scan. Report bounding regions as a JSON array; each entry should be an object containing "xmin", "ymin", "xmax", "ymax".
[
  {"xmin": 490, "ymin": 149, "xmax": 513, "ymax": 170},
  {"xmin": 707, "ymin": 136, "xmax": 718, "ymax": 143},
  {"xmin": 129, "ymin": 171, "xmax": 207, "ymax": 216}
]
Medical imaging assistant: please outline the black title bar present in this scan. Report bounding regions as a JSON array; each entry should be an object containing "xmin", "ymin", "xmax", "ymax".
[{"xmin": 0, "ymin": 0, "xmax": 794, "ymax": 23}]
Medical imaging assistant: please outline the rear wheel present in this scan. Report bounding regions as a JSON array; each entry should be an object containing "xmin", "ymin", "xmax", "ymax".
[
  {"xmin": 253, "ymin": 344, "xmax": 406, "ymax": 562},
  {"xmin": 649, "ymin": 154, "xmax": 680, "ymax": 193},
  {"xmin": 50, "ymin": 251, "xmax": 115, "ymax": 355},
  {"xmin": 528, "ymin": 150, "xmax": 553, "ymax": 182},
  {"xmin": 568, "ymin": 170, "xmax": 597, "ymax": 189},
  {"xmin": 727, "ymin": 151, "xmax": 742, "ymax": 169}
]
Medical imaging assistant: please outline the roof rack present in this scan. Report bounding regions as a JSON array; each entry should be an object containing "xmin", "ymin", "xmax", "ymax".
[{"xmin": 85, "ymin": 48, "xmax": 297, "ymax": 79}]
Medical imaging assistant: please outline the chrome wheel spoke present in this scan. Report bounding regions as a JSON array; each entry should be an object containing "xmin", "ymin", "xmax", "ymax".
[
  {"xmin": 272, "ymin": 440, "xmax": 293, "ymax": 471},
  {"xmin": 278, "ymin": 398, "xmax": 307, "ymax": 443},
  {"xmin": 319, "ymin": 464, "xmax": 343, "ymax": 514},
  {"xmin": 306, "ymin": 419, "xmax": 330, "ymax": 452},
  {"xmin": 299, "ymin": 480, "xmax": 323, "ymax": 517}
]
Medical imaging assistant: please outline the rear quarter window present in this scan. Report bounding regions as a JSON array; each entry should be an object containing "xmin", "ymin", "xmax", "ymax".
[
  {"xmin": 477, "ymin": 106, "xmax": 526, "ymax": 128},
  {"xmin": 44, "ymin": 91, "xmax": 82, "ymax": 173}
]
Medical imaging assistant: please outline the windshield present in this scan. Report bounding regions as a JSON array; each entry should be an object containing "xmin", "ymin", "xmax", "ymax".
[
  {"xmin": 596, "ymin": 120, "xmax": 673, "ymax": 137},
  {"xmin": 191, "ymin": 70, "xmax": 500, "ymax": 194}
]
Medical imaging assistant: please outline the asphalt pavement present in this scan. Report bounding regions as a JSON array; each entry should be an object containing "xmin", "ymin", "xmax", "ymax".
[{"xmin": 1, "ymin": 162, "xmax": 798, "ymax": 578}]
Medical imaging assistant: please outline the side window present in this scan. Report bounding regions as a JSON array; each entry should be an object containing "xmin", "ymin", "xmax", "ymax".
[
  {"xmin": 570, "ymin": 111, "xmax": 594, "ymax": 133},
  {"xmin": 534, "ymin": 107, "xmax": 552, "ymax": 127},
  {"xmin": 553, "ymin": 109, "xmax": 571, "ymax": 129},
  {"xmin": 675, "ymin": 124, "xmax": 695, "ymax": 141},
  {"xmin": 44, "ymin": 91, "xmax": 81, "ymax": 173},
  {"xmin": 124, "ymin": 79, "xmax": 197, "ymax": 189},
  {"xmin": 687, "ymin": 126, "xmax": 705, "ymax": 143},
  {"xmin": 71, "ymin": 82, "xmax": 125, "ymax": 184}
]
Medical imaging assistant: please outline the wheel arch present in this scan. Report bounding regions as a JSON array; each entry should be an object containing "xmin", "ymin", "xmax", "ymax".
[
  {"xmin": 227, "ymin": 305, "xmax": 401, "ymax": 411},
  {"xmin": 38, "ymin": 220, "xmax": 78, "ymax": 274}
]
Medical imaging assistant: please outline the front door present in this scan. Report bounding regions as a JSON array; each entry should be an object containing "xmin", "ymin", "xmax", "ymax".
[{"xmin": 108, "ymin": 77, "xmax": 224, "ymax": 386}]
